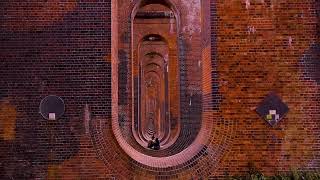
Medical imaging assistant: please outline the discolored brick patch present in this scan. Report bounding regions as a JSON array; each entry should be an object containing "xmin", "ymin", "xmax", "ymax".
[
  {"xmin": 0, "ymin": 0, "xmax": 77, "ymax": 31},
  {"xmin": 299, "ymin": 44, "xmax": 320, "ymax": 84},
  {"xmin": 0, "ymin": 99, "xmax": 17, "ymax": 140}
]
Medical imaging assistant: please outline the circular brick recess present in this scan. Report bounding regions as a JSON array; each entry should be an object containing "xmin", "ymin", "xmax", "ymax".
[{"xmin": 39, "ymin": 95, "xmax": 65, "ymax": 120}]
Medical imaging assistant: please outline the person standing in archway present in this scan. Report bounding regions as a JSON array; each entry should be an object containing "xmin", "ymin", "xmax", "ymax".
[
  {"xmin": 147, "ymin": 135, "xmax": 155, "ymax": 149},
  {"xmin": 153, "ymin": 138, "xmax": 160, "ymax": 150}
]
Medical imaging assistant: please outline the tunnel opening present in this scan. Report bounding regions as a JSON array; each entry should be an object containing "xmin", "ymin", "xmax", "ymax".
[
  {"xmin": 132, "ymin": 6, "xmax": 181, "ymax": 149},
  {"xmin": 110, "ymin": 0, "xmax": 214, "ymax": 167}
]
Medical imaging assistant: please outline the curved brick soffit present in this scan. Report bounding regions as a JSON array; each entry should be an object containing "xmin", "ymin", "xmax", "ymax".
[
  {"xmin": 90, "ymin": 0, "xmax": 236, "ymax": 175},
  {"xmin": 131, "ymin": 0, "xmax": 181, "ymax": 31}
]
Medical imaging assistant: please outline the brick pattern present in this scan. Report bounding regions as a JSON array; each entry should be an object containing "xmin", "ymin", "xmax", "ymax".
[
  {"xmin": 0, "ymin": 1, "xmax": 114, "ymax": 179},
  {"xmin": 213, "ymin": 0, "xmax": 320, "ymax": 177},
  {"xmin": 0, "ymin": 0, "xmax": 319, "ymax": 179}
]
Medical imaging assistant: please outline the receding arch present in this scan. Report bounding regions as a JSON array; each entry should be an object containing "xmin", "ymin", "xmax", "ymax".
[
  {"xmin": 145, "ymin": 51, "xmax": 164, "ymax": 58},
  {"xmin": 142, "ymin": 34, "xmax": 167, "ymax": 43},
  {"xmin": 145, "ymin": 63, "xmax": 162, "ymax": 69},
  {"xmin": 131, "ymin": 0, "xmax": 181, "ymax": 31},
  {"xmin": 133, "ymin": 31, "xmax": 179, "ymax": 147}
]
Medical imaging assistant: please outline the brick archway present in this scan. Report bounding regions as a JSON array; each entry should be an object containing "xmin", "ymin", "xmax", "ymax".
[{"xmin": 105, "ymin": 0, "xmax": 235, "ymax": 172}]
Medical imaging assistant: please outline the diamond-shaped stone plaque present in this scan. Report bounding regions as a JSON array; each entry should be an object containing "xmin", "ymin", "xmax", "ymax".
[{"xmin": 256, "ymin": 92, "xmax": 289, "ymax": 126}]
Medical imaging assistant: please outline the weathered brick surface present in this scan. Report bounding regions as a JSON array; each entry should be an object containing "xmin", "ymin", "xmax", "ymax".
[
  {"xmin": 212, "ymin": 0, "xmax": 320, "ymax": 178},
  {"xmin": 0, "ymin": 0, "xmax": 319, "ymax": 179}
]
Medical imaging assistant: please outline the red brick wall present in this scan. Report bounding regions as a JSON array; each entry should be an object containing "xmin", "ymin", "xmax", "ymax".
[
  {"xmin": 0, "ymin": 1, "xmax": 116, "ymax": 179},
  {"xmin": 212, "ymin": 0, "xmax": 320, "ymax": 178},
  {"xmin": 0, "ymin": 0, "xmax": 319, "ymax": 179}
]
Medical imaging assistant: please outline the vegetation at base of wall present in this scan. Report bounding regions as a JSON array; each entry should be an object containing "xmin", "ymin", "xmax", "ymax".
[{"xmin": 229, "ymin": 162, "xmax": 320, "ymax": 180}]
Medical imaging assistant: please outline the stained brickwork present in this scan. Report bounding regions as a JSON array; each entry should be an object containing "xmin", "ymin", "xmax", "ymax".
[
  {"xmin": 0, "ymin": 1, "xmax": 114, "ymax": 179},
  {"xmin": 0, "ymin": 0, "xmax": 319, "ymax": 179},
  {"xmin": 213, "ymin": 0, "xmax": 320, "ymax": 178}
]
